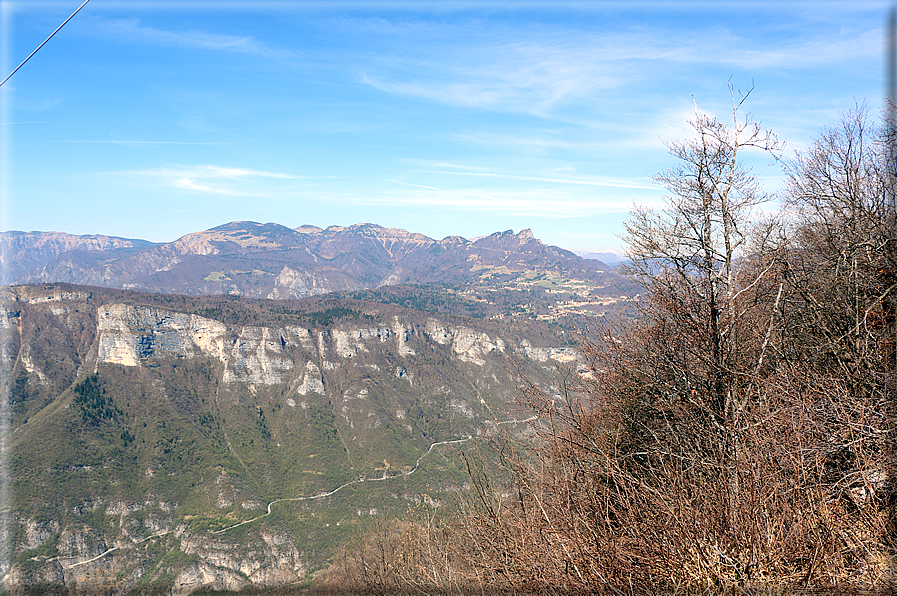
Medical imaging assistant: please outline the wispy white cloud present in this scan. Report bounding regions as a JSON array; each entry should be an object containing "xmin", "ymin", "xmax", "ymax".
[
  {"xmin": 135, "ymin": 165, "xmax": 300, "ymax": 179},
  {"xmin": 399, "ymin": 160, "xmax": 497, "ymax": 173},
  {"xmin": 385, "ymin": 179, "xmax": 440, "ymax": 190},
  {"xmin": 359, "ymin": 41, "xmax": 622, "ymax": 115},
  {"xmin": 627, "ymin": 103, "xmax": 717, "ymax": 151},
  {"xmin": 117, "ymin": 165, "xmax": 305, "ymax": 196},
  {"xmin": 419, "ymin": 169, "xmax": 656, "ymax": 190},
  {"xmin": 422, "ymin": 162, "xmax": 493, "ymax": 171},
  {"xmin": 174, "ymin": 178, "xmax": 244, "ymax": 195},
  {"xmin": 451, "ymin": 131, "xmax": 609, "ymax": 152},
  {"xmin": 708, "ymin": 28, "xmax": 880, "ymax": 69},
  {"xmin": 338, "ymin": 184, "xmax": 664, "ymax": 218},
  {"xmin": 356, "ymin": 18, "xmax": 876, "ymax": 117},
  {"xmin": 84, "ymin": 16, "xmax": 294, "ymax": 58},
  {"xmin": 193, "ymin": 165, "xmax": 298, "ymax": 179}
]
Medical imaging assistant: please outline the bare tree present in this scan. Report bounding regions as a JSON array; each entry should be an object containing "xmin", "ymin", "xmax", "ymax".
[
  {"xmin": 782, "ymin": 103, "xmax": 895, "ymax": 551},
  {"xmin": 784, "ymin": 103, "xmax": 894, "ymax": 371},
  {"xmin": 618, "ymin": 86, "xmax": 787, "ymax": 541},
  {"xmin": 624, "ymin": 84, "xmax": 784, "ymax": 429}
]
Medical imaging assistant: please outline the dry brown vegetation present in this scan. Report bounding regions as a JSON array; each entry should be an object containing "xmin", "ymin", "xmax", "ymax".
[{"xmin": 316, "ymin": 96, "xmax": 897, "ymax": 595}]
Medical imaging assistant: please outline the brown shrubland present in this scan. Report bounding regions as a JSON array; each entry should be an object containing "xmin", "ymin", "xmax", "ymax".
[{"xmin": 317, "ymin": 98, "xmax": 897, "ymax": 595}]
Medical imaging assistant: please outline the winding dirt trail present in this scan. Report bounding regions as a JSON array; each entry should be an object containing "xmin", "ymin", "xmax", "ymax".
[
  {"xmin": 210, "ymin": 415, "xmax": 539, "ymax": 535},
  {"xmin": 64, "ymin": 531, "xmax": 172, "ymax": 570},
  {"xmin": 212, "ymin": 435, "xmax": 472, "ymax": 534},
  {"xmin": 58, "ymin": 414, "xmax": 539, "ymax": 569},
  {"xmin": 60, "ymin": 436, "xmax": 472, "ymax": 569}
]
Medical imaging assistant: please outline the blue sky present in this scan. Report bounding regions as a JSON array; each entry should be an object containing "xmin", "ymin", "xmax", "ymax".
[{"xmin": 0, "ymin": 1, "xmax": 890, "ymax": 253}]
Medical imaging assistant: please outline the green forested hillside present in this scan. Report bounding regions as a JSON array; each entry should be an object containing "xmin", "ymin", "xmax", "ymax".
[{"xmin": 2, "ymin": 284, "xmax": 571, "ymax": 593}]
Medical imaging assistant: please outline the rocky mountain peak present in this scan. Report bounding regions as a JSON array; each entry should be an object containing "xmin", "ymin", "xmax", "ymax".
[
  {"xmin": 210, "ymin": 221, "xmax": 261, "ymax": 232},
  {"xmin": 437, "ymin": 235, "xmax": 469, "ymax": 248},
  {"xmin": 171, "ymin": 222, "xmax": 305, "ymax": 255},
  {"xmin": 0, "ymin": 231, "xmax": 158, "ymax": 283},
  {"xmin": 473, "ymin": 228, "xmax": 541, "ymax": 249},
  {"xmin": 209, "ymin": 221, "xmax": 298, "ymax": 238},
  {"xmin": 342, "ymin": 223, "xmax": 390, "ymax": 237}
]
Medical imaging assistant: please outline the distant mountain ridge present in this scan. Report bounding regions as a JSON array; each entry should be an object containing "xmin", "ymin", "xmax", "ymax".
[
  {"xmin": 0, "ymin": 230, "xmax": 157, "ymax": 284},
  {"xmin": 3, "ymin": 221, "xmax": 616, "ymax": 299},
  {"xmin": 576, "ymin": 250, "xmax": 623, "ymax": 265}
]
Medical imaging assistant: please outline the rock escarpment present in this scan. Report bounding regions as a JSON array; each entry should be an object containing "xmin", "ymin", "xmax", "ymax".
[{"xmin": 94, "ymin": 303, "xmax": 517, "ymax": 384}]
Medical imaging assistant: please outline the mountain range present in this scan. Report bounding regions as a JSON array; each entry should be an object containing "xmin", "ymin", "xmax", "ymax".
[{"xmin": 1, "ymin": 221, "xmax": 620, "ymax": 299}]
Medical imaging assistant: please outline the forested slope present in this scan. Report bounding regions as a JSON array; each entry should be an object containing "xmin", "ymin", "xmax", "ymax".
[{"xmin": 1, "ymin": 284, "xmax": 573, "ymax": 594}]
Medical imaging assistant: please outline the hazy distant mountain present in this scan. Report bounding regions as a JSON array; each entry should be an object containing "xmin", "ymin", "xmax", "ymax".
[
  {"xmin": 575, "ymin": 250, "xmax": 622, "ymax": 266},
  {"xmin": 5, "ymin": 221, "xmax": 623, "ymax": 299},
  {"xmin": 0, "ymin": 230, "xmax": 157, "ymax": 284}
]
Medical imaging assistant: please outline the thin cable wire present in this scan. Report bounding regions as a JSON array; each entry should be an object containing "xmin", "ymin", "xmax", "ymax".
[{"xmin": 0, "ymin": 0, "xmax": 90, "ymax": 88}]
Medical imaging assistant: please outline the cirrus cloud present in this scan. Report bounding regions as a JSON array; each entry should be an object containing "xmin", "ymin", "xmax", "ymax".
[{"xmin": 116, "ymin": 164, "xmax": 307, "ymax": 197}]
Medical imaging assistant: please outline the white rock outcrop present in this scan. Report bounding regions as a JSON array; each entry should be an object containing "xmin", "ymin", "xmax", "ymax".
[
  {"xmin": 97, "ymin": 305, "xmax": 292, "ymax": 384},
  {"xmin": 295, "ymin": 361, "xmax": 325, "ymax": 395},
  {"xmin": 332, "ymin": 326, "xmax": 391, "ymax": 358},
  {"xmin": 425, "ymin": 319, "xmax": 504, "ymax": 365}
]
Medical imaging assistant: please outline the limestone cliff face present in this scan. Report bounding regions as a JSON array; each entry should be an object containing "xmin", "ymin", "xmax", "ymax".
[
  {"xmin": 174, "ymin": 531, "xmax": 306, "ymax": 594},
  {"xmin": 267, "ymin": 265, "xmax": 363, "ymax": 299},
  {"xmin": 98, "ymin": 305, "xmax": 228, "ymax": 367},
  {"xmin": 96, "ymin": 303, "xmax": 516, "ymax": 383},
  {"xmin": 97, "ymin": 305, "xmax": 300, "ymax": 384},
  {"xmin": 425, "ymin": 319, "xmax": 505, "ymax": 366}
]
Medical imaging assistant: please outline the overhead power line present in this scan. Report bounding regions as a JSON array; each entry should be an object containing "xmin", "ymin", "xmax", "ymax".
[{"xmin": 0, "ymin": 0, "xmax": 91, "ymax": 88}]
